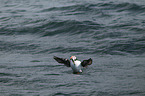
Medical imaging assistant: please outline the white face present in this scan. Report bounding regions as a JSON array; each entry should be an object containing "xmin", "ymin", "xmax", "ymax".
[{"xmin": 70, "ymin": 56, "xmax": 76, "ymax": 60}]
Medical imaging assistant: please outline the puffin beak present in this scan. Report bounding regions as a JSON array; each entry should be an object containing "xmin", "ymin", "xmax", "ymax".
[{"xmin": 70, "ymin": 56, "xmax": 72, "ymax": 60}]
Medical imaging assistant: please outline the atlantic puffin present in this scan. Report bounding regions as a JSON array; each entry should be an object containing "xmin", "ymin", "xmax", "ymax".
[{"xmin": 53, "ymin": 56, "xmax": 92, "ymax": 74}]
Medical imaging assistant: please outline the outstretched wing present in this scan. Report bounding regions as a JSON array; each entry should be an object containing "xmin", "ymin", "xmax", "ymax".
[
  {"xmin": 81, "ymin": 58, "xmax": 92, "ymax": 67},
  {"xmin": 53, "ymin": 56, "xmax": 70, "ymax": 67}
]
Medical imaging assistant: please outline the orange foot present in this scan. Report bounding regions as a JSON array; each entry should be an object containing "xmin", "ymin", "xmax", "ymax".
[{"xmin": 73, "ymin": 72, "xmax": 81, "ymax": 74}]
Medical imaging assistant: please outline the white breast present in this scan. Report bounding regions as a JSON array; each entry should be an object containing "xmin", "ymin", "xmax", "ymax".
[{"xmin": 70, "ymin": 60, "xmax": 82, "ymax": 73}]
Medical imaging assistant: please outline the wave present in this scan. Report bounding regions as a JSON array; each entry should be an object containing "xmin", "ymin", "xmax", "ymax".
[
  {"xmin": 0, "ymin": 1, "xmax": 145, "ymax": 55},
  {"xmin": 0, "ymin": 40, "xmax": 38, "ymax": 53},
  {"xmin": 97, "ymin": 2, "xmax": 145, "ymax": 13},
  {"xmin": 1, "ymin": 2, "xmax": 144, "ymax": 35},
  {"xmin": 40, "ymin": 4, "xmax": 97, "ymax": 13},
  {"xmin": 1, "ymin": 18, "xmax": 145, "ymax": 55},
  {"xmin": 0, "ymin": 20, "xmax": 102, "ymax": 36},
  {"xmin": 92, "ymin": 36, "xmax": 145, "ymax": 55},
  {"xmin": 40, "ymin": 2, "xmax": 145, "ymax": 13}
]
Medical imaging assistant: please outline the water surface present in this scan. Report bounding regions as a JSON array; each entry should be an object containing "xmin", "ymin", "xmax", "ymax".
[{"xmin": 0, "ymin": 0, "xmax": 145, "ymax": 96}]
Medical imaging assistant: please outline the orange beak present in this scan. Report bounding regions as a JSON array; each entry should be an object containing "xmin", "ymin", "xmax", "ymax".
[{"xmin": 70, "ymin": 56, "xmax": 73, "ymax": 60}]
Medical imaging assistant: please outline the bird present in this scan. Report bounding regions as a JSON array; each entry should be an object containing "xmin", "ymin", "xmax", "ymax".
[{"xmin": 53, "ymin": 56, "xmax": 92, "ymax": 74}]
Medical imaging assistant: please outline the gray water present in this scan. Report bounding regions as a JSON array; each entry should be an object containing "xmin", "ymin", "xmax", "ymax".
[{"xmin": 0, "ymin": 0, "xmax": 145, "ymax": 96}]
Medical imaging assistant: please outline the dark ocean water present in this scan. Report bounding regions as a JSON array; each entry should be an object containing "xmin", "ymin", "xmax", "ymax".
[{"xmin": 0, "ymin": 0, "xmax": 145, "ymax": 96}]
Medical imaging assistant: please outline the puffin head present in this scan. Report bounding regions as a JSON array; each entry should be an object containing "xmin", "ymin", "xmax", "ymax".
[{"xmin": 70, "ymin": 56, "xmax": 77, "ymax": 61}]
